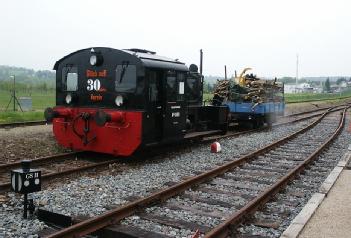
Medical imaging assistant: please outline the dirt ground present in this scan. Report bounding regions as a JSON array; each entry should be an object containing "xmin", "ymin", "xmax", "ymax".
[
  {"xmin": 284, "ymin": 98, "xmax": 351, "ymax": 115},
  {"xmin": 0, "ymin": 124, "xmax": 69, "ymax": 164}
]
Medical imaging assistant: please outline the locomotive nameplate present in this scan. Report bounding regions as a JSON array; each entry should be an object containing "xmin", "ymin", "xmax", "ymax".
[
  {"xmin": 90, "ymin": 94, "xmax": 103, "ymax": 102},
  {"xmin": 86, "ymin": 69, "xmax": 107, "ymax": 78}
]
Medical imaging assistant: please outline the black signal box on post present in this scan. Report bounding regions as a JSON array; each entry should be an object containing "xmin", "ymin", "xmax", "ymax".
[
  {"xmin": 10, "ymin": 160, "xmax": 41, "ymax": 219},
  {"xmin": 11, "ymin": 161, "xmax": 41, "ymax": 194}
]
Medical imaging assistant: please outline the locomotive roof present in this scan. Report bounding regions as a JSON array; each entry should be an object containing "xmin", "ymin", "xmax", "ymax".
[{"xmin": 53, "ymin": 47, "xmax": 188, "ymax": 71}]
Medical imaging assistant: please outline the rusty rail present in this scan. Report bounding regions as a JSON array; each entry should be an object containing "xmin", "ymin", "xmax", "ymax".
[
  {"xmin": 275, "ymin": 106, "xmax": 344, "ymax": 126},
  {"xmin": 0, "ymin": 120, "xmax": 48, "ymax": 128},
  {"xmin": 0, "ymin": 153, "xmax": 120, "ymax": 192},
  {"xmin": 283, "ymin": 105, "xmax": 332, "ymax": 117},
  {"xmin": 45, "ymin": 105, "xmax": 340, "ymax": 238},
  {"xmin": 205, "ymin": 107, "xmax": 348, "ymax": 237},
  {"xmin": 0, "ymin": 152, "xmax": 79, "ymax": 171}
]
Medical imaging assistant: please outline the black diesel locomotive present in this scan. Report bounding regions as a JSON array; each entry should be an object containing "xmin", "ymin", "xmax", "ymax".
[{"xmin": 45, "ymin": 48, "xmax": 228, "ymax": 156}]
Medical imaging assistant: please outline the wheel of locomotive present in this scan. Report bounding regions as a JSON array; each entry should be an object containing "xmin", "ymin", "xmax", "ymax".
[
  {"xmin": 220, "ymin": 112, "xmax": 231, "ymax": 134},
  {"xmin": 255, "ymin": 117, "xmax": 264, "ymax": 128},
  {"xmin": 252, "ymin": 118, "xmax": 262, "ymax": 129},
  {"xmin": 241, "ymin": 121, "xmax": 254, "ymax": 130},
  {"xmin": 265, "ymin": 114, "xmax": 273, "ymax": 127},
  {"xmin": 220, "ymin": 122, "xmax": 229, "ymax": 135}
]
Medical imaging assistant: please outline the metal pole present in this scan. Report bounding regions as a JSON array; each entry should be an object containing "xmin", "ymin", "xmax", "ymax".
[
  {"xmin": 12, "ymin": 75, "xmax": 16, "ymax": 111},
  {"xmin": 200, "ymin": 49, "xmax": 203, "ymax": 76},
  {"xmin": 224, "ymin": 65, "xmax": 227, "ymax": 80},
  {"xmin": 23, "ymin": 193, "xmax": 28, "ymax": 218},
  {"xmin": 295, "ymin": 54, "xmax": 298, "ymax": 93}
]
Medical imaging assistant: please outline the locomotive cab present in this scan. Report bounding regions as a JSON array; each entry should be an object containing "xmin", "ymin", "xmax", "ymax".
[{"xmin": 45, "ymin": 47, "xmax": 222, "ymax": 156}]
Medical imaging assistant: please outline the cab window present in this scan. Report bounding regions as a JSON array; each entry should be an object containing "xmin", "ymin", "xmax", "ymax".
[
  {"xmin": 166, "ymin": 73, "xmax": 177, "ymax": 101},
  {"xmin": 177, "ymin": 73, "xmax": 185, "ymax": 101},
  {"xmin": 186, "ymin": 74, "xmax": 199, "ymax": 101},
  {"xmin": 62, "ymin": 66, "xmax": 78, "ymax": 91},
  {"xmin": 149, "ymin": 71, "xmax": 159, "ymax": 102},
  {"xmin": 115, "ymin": 64, "xmax": 136, "ymax": 92}
]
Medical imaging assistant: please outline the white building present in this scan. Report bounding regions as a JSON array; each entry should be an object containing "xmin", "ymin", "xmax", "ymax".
[{"xmin": 284, "ymin": 83, "xmax": 317, "ymax": 93}]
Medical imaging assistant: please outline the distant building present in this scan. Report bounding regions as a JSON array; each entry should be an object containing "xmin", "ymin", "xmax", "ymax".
[
  {"xmin": 284, "ymin": 84, "xmax": 297, "ymax": 93},
  {"xmin": 284, "ymin": 83, "xmax": 315, "ymax": 93},
  {"xmin": 296, "ymin": 83, "xmax": 314, "ymax": 93},
  {"xmin": 340, "ymin": 81, "xmax": 348, "ymax": 88}
]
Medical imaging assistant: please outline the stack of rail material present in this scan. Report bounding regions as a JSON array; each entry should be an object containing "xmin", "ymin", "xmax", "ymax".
[{"xmin": 212, "ymin": 74, "xmax": 282, "ymax": 106}]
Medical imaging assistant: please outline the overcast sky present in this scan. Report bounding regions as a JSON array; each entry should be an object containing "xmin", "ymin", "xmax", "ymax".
[{"xmin": 0, "ymin": 0, "xmax": 350, "ymax": 77}]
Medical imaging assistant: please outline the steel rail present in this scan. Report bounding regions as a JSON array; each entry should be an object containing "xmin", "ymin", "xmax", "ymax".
[
  {"xmin": 204, "ymin": 107, "xmax": 348, "ymax": 237},
  {"xmin": 0, "ymin": 120, "xmax": 47, "ymax": 128},
  {"xmin": 45, "ymin": 106, "xmax": 341, "ymax": 238},
  {"xmin": 275, "ymin": 106, "xmax": 344, "ymax": 126},
  {"xmin": 1, "ymin": 106, "xmax": 332, "ymax": 193},
  {"xmin": 283, "ymin": 105, "xmax": 332, "ymax": 117},
  {"xmin": 0, "ymin": 155, "xmax": 120, "ymax": 192},
  {"xmin": 0, "ymin": 152, "xmax": 79, "ymax": 171}
]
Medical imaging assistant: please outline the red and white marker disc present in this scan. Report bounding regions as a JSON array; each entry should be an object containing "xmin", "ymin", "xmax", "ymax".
[{"xmin": 210, "ymin": 142, "xmax": 221, "ymax": 153}]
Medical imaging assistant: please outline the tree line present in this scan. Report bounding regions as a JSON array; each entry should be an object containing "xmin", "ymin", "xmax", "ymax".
[{"xmin": 0, "ymin": 65, "xmax": 55, "ymax": 93}]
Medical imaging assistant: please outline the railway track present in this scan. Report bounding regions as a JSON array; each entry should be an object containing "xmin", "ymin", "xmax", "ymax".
[
  {"xmin": 237, "ymin": 126, "xmax": 350, "ymax": 237},
  {"xmin": 0, "ymin": 120, "xmax": 48, "ymax": 128},
  {"xmin": 41, "ymin": 106, "xmax": 347, "ymax": 237},
  {"xmin": 0, "ymin": 152, "xmax": 123, "ymax": 192},
  {"xmin": 273, "ymin": 105, "xmax": 345, "ymax": 126},
  {"xmin": 283, "ymin": 104, "xmax": 334, "ymax": 117},
  {"xmin": 0, "ymin": 106, "xmax": 334, "ymax": 194}
]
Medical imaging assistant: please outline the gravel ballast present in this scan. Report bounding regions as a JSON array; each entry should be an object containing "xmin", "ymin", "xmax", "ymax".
[
  {"xmin": 0, "ymin": 119, "xmax": 316, "ymax": 237},
  {"xmin": 118, "ymin": 112, "xmax": 343, "ymax": 237},
  {"xmin": 236, "ymin": 115, "xmax": 351, "ymax": 237}
]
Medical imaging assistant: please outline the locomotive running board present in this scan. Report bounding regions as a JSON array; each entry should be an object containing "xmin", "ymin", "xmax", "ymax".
[{"xmin": 184, "ymin": 130, "xmax": 221, "ymax": 139}]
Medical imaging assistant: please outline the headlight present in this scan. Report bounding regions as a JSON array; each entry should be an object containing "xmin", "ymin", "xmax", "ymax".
[
  {"xmin": 115, "ymin": 95, "xmax": 123, "ymax": 106},
  {"xmin": 65, "ymin": 94, "xmax": 72, "ymax": 104},
  {"xmin": 90, "ymin": 54, "xmax": 97, "ymax": 66}
]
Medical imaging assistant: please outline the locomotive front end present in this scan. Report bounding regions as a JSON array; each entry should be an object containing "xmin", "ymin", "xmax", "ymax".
[{"xmin": 45, "ymin": 48, "xmax": 145, "ymax": 156}]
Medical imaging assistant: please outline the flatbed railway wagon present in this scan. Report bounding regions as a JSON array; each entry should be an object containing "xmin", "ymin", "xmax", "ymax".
[
  {"xmin": 225, "ymin": 99, "xmax": 285, "ymax": 128},
  {"xmin": 212, "ymin": 71, "xmax": 285, "ymax": 128}
]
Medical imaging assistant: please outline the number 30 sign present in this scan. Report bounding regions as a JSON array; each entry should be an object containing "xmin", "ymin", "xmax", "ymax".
[{"xmin": 87, "ymin": 79, "xmax": 101, "ymax": 91}]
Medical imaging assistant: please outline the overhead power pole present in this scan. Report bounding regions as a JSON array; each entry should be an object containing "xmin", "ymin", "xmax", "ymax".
[
  {"xmin": 295, "ymin": 54, "xmax": 299, "ymax": 93},
  {"xmin": 13, "ymin": 75, "xmax": 16, "ymax": 111}
]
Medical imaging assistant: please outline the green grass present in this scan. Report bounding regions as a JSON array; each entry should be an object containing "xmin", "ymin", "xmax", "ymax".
[
  {"xmin": 0, "ymin": 111, "xmax": 45, "ymax": 124},
  {"xmin": 0, "ymin": 90, "xmax": 55, "ymax": 111},
  {"xmin": 203, "ymin": 93, "xmax": 213, "ymax": 102},
  {"xmin": 285, "ymin": 91, "xmax": 351, "ymax": 103},
  {"xmin": 0, "ymin": 89, "xmax": 55, "ymax": 123}
]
